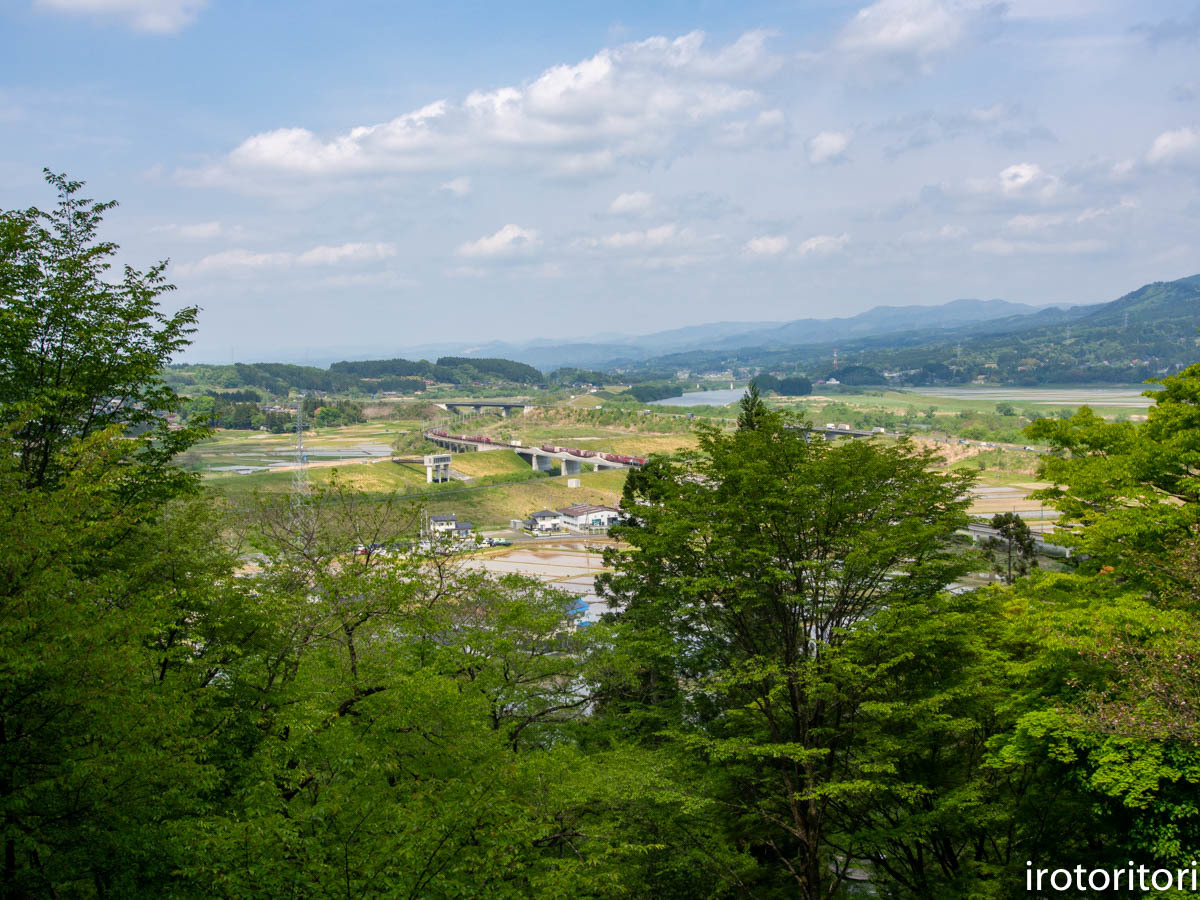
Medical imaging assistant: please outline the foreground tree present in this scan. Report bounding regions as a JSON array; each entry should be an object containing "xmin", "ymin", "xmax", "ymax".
[
  {"xmin": 1008, "ymin": 371, "xmax": 1200, "ymax": 866},
  {"xmin": 0, "ymin": 170, "xmax": 200, "ymax": 488},
  {"xmin": 981, "ymin": 511, "xmax": 1038, "ymax": 583},
  {"xmin": 599, "ymin": 411, "xmax": 975, "ymax": 897},
  {"xmin": 736, "ymin": 382, "xmax": 768, "ymax": 431},
  {"xmin": 0, "ymin": 174, "xmax": 238, "ymax": 897}
]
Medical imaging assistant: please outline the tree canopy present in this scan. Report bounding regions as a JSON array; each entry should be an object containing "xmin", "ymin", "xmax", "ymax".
[{"xmin": 5, "ymin": 171, "xmax": 1200, "ymax": 897}]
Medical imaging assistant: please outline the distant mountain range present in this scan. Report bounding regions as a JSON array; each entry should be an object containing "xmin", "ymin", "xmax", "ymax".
[
  {"xmin": 384, "ymin": 297, "xmax": 1073, "ymax": 371},
  {"xmin": 630, "ymin": 273, "xmax": 1200, "ymax": 385}
]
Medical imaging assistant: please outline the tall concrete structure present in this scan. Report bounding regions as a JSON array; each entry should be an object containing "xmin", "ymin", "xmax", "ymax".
[
  {"xmin": 424, "ymin": 453, "xmax": 452, "ymax": 483},
  {"xmin": 437, "ymin": 401, "xmax": 533, "ymax": 417}
]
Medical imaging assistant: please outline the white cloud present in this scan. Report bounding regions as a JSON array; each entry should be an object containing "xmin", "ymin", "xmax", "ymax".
[
  {"xmin": 574, "ymin": 223, "xmax": 719, "ymax": 268},
  {"xmin": 195, "ymin": 30, "xmax": 780, "ymax": 185},
  {"xmin": 965, "ymin": 162, "xmax": 1061, "ymax": 201},
  {"xmin": 797, "ymin": 233, "xmax": 850, "ymax": 256},
  {"xmin": 178, "ymin": 249, "xmax": 291, "ymax": 275},
  {"xmin": 34, "ymin": 0, "xmax": 206, "ymax": 33},
  {"xmin": 457, "ymin": 224, "xmax": 540, "ymax": 258},
  {"xmin": 1004, "ymin": 212, "xmax": 1067, "ymax": 231},
  {"xmin": 998, "ymin": 162, "xmax": 1052, "ymax": 193},
  {"xmin": 589, "ymin": 224, "xmax": 679, "ymax": 250},
  {"xmin": 898, "ymin": 224, "xmax": 968, "ymax": 243},
  {"xmin": 971, "ymin": 237, "xmax": 1106, "ymax": 255},
  {"xmin": 296, "ymin": 243, "xmax": 396, "ymax": 265},
  {"xmin": 1146, "ymin": 127, "xmax": 1200, "ymax": 166},
  {"xmin": 744, "ymin": 235, "xmax": 789, "ymax": 256},
  {"xmin": 835, "ymin": 0, "xmax": 995, "ymax": 72},
  {"xmin": 718, "ymin": 108, "xmax": 788, "ymax": 148},
  {"xmin": 807, "ymin": 130, "xmax": 851, "ymax": 164},
  {"xmin": 152, "ymin": 221, "xmax": 223, "ymax": 239},
  {"xmin": 635, "ymin": 254, "xmax": 705, "ymax": 270},
  {"xmin": 1002, "ymin": 198, "xmax": 1134, "ymax": 232},
  {"xmin": 177, "ymin": 241, "xmax": 397, "ymax": 276},
  {"xmin": 440, "ymin": 176, "xmax": 472, "ymax": 196},
  {"xmin": 1075, "ymin": 198, "xmax": 1137, "ymax": 222},
  {"xmin": 609, "ymin": 191, "xmax": 655, "ymax": 215}
]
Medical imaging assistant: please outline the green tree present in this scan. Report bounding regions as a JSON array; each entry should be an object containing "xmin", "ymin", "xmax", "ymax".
[
  {"xmin": 178, "ymin": 477, "xmax": 611, "ymax": 897},
  {"xmin": 599, "ymin": 414, "xmax": 975, "ymax": 898},
  {"xmin": 0, "ymin": 173, "xmax": 250, "ymax": 897},
  {"xmin": 1013, "ymin": 367, "xmax": 1200, "ymax": 869},
  {"xmin": 735, "ymin": 381, "xmax": 768, "ymax": 430},
  {"xmin": 980, "ymin": 511, "xmax": 1038, "ymax": 583},
  {"xmin": 185, "ymin": 393, "xmax": 215, "ymax": 421},
  {"xmin": 0, "ymin": 170, "xmax": 201, "ymax": 489}
]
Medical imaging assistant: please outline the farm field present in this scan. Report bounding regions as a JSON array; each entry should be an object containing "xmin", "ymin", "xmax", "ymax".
[
  {"xmin": 906, "ymin": 385, "xmax": 1157, "ymax": 409},
  {"xmin": 182, "ymin": 385, "xmax": 1106, "ymax": 532},
  {"xmin": 775, "ymin": 385, "xmax": 1155, "ymax": 422}
]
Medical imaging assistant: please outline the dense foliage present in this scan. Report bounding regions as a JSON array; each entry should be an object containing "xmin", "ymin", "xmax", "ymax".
[
  {"xmin": 0, "ymin": 171, "xmax": 202, "ymax": 488},
  {"xmin": 435, "ymin": 356, "xmax": 543, "ymax": 384},
  {"xmin": 5, "ymin": 175, "xmax": 1199, "ymax": 898},
  {"xmin": 750, "ymin": 373, "xmax": 813, "ymax": 395},
  {"xmin": 626, "ymin": 382, "xmax": 684, "ymax": 403},
  {"xmin": 166, "ymin": 355, "xmax": 545, "ymax": 399}
]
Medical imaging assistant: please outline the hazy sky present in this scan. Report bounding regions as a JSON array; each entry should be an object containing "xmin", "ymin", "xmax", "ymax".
[{"xmin": 2, "ymin": 0, "xmax": 1198, "ymax": 361}]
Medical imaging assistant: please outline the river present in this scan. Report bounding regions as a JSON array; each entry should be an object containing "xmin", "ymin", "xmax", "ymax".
[{"xmin": 649, "ymin": 387, "xmax": 745, "ymax": 407}]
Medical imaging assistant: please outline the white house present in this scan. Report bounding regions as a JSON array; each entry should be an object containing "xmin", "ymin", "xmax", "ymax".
[
  {"xmin": 429, "ymin": 514, "xmax": 457, "ymax": 534},
  {"xmin": 557, "ymin": 504, "xmax": 621, "ymax": 530},
  {"xmin": 524, "ymin": 509, "xmax": 564, "ymax": 533}
]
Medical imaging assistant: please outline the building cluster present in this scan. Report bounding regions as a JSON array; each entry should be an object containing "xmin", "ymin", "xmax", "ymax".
[{"xmin": 517, "ymin": 504, "xmax": 621, "ymax": 534}]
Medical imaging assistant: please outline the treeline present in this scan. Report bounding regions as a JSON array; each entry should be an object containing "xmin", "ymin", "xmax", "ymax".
[
  {"xmin": 331, "ymin": 356, "xmax": 542, "ymax": 385},
  {"xmin": 546, "ymin": 366, "xmax": 610, "ymax": 386},
  {"xmin": 182, "ymin": 392, "xmax": 365, "ymax": 431},
  {"xmin": 165, "ymin": 355, "xmax": 546, "ymax": 398},
  {"xmin": 750, "ymin": 372, "xmax": 813, "ymax": 395},
  {"xmin": 434, "ymin": 356, "xmax": 543, "ymax": 383},
  {"xmin": 186, "ymin": 394, "xmax": 291, "ymax": 432},
  {"xmin": 7, "ymin": 174, "xmax": 1200, "ymax": 898}
]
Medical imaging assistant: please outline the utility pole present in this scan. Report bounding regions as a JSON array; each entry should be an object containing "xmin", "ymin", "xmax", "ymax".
[
  {"xmin": 292, "ymin": 394, "xmax": 309, "ymax": 500},
  {"xmin": 290, "ymin": 394, "xmax": 312, "ymax": 541}
]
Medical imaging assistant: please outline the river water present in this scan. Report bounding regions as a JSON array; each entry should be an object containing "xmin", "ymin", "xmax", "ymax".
[{"xmin": 649, "ymin": 387, "xmax": 745, "ymax": 407}]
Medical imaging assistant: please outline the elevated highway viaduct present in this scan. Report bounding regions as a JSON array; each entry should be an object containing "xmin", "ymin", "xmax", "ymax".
[
  {"xmin": 423, "ymin": 431, "xmax": 639, "ymax": 476},
  {"xmin": 436, "ymin": 401, "xmax": 532, "ymax": 417}
]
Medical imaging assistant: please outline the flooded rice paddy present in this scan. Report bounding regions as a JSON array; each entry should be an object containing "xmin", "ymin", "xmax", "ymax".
[
  {"xmin": 909, "ymin": 385, "xmax": 1158, "ymax": 408},
  {"xmin": 462, "ymin": 543, "xmax": 613, "ymax": 623}
]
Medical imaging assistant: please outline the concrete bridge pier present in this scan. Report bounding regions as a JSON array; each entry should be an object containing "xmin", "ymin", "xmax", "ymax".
[
  {"xmin": 424, "ymin": 453, "xmax": 452, "ymax": 483},
  {"xmin": 561, "ymin": 458, "xmax": 581, "ymax": 477},
  {"xmin": 519, "ymin": 451, "xmax": 553, "ymax": 473}
]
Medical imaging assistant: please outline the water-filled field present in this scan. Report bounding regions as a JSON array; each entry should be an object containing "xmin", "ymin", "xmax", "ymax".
[{"xmin": 908, "ymin": 385, "xmax": 1158, "ymax": 408}]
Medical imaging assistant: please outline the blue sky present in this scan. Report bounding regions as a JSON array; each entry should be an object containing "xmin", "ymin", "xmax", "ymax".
[{"xmin": 1, "ymin": 0, "xmax": 1198, "ymax": 362}]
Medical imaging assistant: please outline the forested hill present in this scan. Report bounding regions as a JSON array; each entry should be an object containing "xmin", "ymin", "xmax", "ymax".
[
  {"xmin": 624, "ymin": 274, "xmax": 1200, "ymax": 385},
  {"xmin": 166, "ymin": 355, "xmax": 545, "ymax": 395},
  {"xmin": 1074, "ymin": 274, "xmax": 1200, "ymax": 327}
]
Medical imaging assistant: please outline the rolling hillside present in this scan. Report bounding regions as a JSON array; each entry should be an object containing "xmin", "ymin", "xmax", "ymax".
[{"xmin": 625, "ymin": 274, "xmax": 1200, "ymax": 385}]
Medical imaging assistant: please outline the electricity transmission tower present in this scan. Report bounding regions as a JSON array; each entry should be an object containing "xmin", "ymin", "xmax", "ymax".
[{"xmin": 292, "ymin": 394, "xmax": 310, "ymax": 499}]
